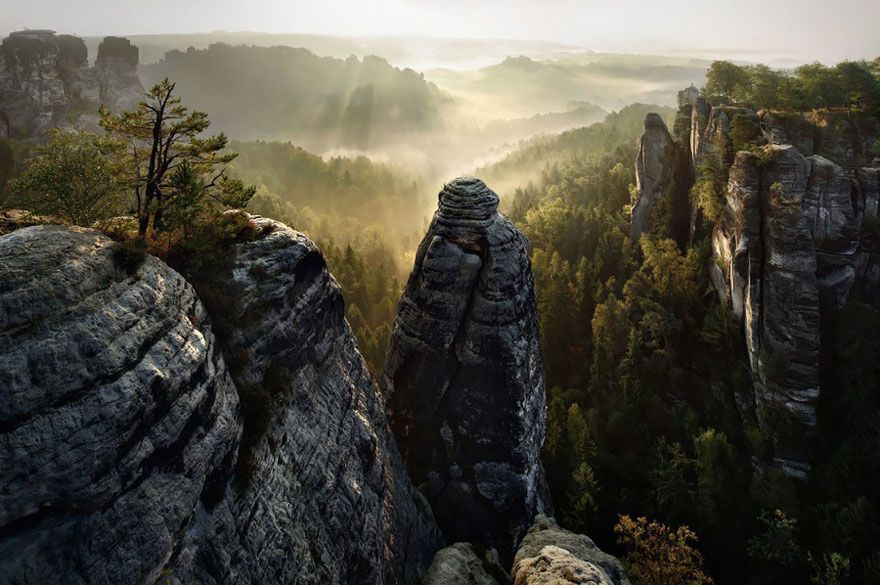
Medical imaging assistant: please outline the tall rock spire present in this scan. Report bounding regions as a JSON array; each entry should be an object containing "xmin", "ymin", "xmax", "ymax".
[{"xmin": 383, "ymin": 177, "xmax": 549, "ymax": 562}]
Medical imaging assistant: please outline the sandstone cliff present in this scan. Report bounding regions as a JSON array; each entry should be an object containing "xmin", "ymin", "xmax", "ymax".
[
  {"xmin": 0, "ymin": 218, "xmax": 441, "ymax": 584},
  {"xmin": 0, "ymin": 30, "xmax": 144, "ymax": 140},
  {"xmin": 167, "ymin": 216, "xmax": 442, "ymax": 584},
  {"xmin": 0, "ymin": 225, "xmax": 240, "ymax": 584},
  {"xmin": 383, "ymin": 177, "xmax": 549, "ymax": 562},
  {"xmin": 630, "ymin": 90, "xmax": 880, "ymax": 477}
]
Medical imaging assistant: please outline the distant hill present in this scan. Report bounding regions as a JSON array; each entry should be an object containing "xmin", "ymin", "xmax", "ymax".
[
  {"xmin": 140, "ymin": 43, "xmax": 450, "ymax": 151},
  {"xmin": 476, "ymin": 103, "xmax": 677, "ymax": 196},
  {"xmin": 427, "ymin": 52, "xmax": 709, "ymax": 115},
  {"xmin": 83, "ymin": 31, "xmax": 578, "ymax": 69}
]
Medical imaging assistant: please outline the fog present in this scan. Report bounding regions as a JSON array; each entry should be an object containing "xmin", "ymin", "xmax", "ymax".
[{"xmin": 3, "ymin": 0, "xmax": 879, "ymax": 64}]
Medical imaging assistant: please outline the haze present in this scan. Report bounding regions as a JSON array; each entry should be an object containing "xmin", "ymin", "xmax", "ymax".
[{"xmin": 2, "ymin": 0, "xmax": 879, "ymax": 64}]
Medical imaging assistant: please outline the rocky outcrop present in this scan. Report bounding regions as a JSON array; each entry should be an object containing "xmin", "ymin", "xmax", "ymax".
[
  {"xmin": 424, "ymin": 516, "xmax": 629, "ymax": 585},
  {"xmin": 166, "ymin": 215, "xmax": 442, "ymax": 584},
  {"xmin": 513, "ymin": 517, "xmax": 629, "ymax": 585},
  {"xmin": 0, "ymin": 217, "xmax": 441, "ymax": 584},
  {"xmin": 630, "ymin": 110, "xmax": 694, "ymax": 244},
  {"xmin": 383, "ymin": 178, "xmax": 549, "ymax": 562},
  {"xmin": 0, "ymin": 30, "xmax": 144, "ymax": 140},
  {"xmin": 0, "ymin": 225, "xmax": 240, "ymax": 584},
  {"xmin": 637, "ymin": 87, "xmax": 880, "ymax": 478},
  {"xmin": 95, "ymin": 37, "xmax": 143, "ymax": 113},
  {"xmin": 630, "ymin": 113, "xmax": 676, "ymax": 240},
  {"xmin": 422, "ymin": 543, "xmax": 508, "ymax": 585}
]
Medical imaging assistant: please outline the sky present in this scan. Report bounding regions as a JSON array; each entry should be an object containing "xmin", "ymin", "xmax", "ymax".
[{"xmin": 2, "ymin": 0, "xmax": 879, "ymax": 63}]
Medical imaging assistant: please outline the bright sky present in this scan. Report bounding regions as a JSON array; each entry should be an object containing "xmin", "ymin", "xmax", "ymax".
[{"xmin": 2, "ymin": 0, "xmax": 879, "ymax": 63}]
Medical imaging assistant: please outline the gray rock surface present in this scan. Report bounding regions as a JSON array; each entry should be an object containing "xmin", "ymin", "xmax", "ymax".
[
  {"xmin": 167, "ymin": 215, "xmax": 442, "ymax": 584},
  {"xmin": 650, "ymin": 87, "xmax": 880, "ymax": 478},
  {"xmin": 513, "ymin": 516, "xmax": 629, "ymax": 585},
  {"xmin": 630, "ymin": 113, "xmax": 676, "ymax": 240},
  {"xmin": 383, "ymin": 178, "xmax": 548, "ymax": 562},
  {"xmin": 713, "ymin": 146, "xmax": 864, "ymax": 477},
  {"xmin": 0, "ymin": 225, "xmax": 240, "ymax": 585},
  {"xmin": 0, "ymin": 217, "xmax": 441, "ymax": 584},
  {"xmin": 424, "ymin": 517, "xmax": 628, "ymax": 585},
  {"xmin": 0, "ymin": 30, "xmax": 144, "ymax": 140},
  {"xmin": 422, "ymin": 543, "xmax": 507, "ymax": 585}
]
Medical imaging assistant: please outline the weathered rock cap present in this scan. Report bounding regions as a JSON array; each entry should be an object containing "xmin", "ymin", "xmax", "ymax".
[
  {"xmin": 644, "ymin": 112, "xmax": 667, "ymax": 128},
  {"xmin": 437, "ymin": 177, "xmax": 500, "ymax": 227}
]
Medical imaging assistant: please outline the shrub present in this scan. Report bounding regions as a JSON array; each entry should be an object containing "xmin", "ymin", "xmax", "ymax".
[
  {"xmin": 615, "ymin": 515, "xmax": 714, "ymax": 585},
  {"xmin": 110, "ymin": 238, "xmax": 147, "ymax": 276}
]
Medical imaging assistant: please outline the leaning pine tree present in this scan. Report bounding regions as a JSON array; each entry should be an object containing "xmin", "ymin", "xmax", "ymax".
[{"xmin": 100, "ymin": 78, "xmax": 255, "ymax": 237}]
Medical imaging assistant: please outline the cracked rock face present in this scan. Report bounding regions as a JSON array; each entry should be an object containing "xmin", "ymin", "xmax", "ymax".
[
  {"xmin": 0, "ymin": 225, "xmax": 240, "ymax": 585},
  {"xmin": 167, "ymin": 216, "xmax": 442, "ymax": 585},
  {"xmin": 642, "ymin": 88, "xmax": 880, "ymax": 478},
  {"xmin": 712, "ymin": 146, "xmax": 864, "ymax": 477},
  {"xmin": 630, "ymin": 113, "xmax": 676, "ymax": 240},
  {"xmin": 383, "ymin": 178, "xmax": 549, "ymax": 562}
]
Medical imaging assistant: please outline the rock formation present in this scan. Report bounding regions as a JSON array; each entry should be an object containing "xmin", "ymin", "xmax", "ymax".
[
  {"xmin": 383, "ymin": 177, "xmax": 549, "ymax": 562},
  {"xmin": 633, "ymin": 88, "xmax": 880, "ymax": 477},
  {"xmin": 630, "ymin": 113, "xmax": 676, "ymax": 240},
  {"xmin": 167, "ymin": 215, "xmax": 442, "ymax": 584},
  {"xmin": 423, "ymin": 516, "xmax": 629, "ymax": 585},
  {"xmin": 0, "ymin": 225, "xmax": 240, "ymax": 584},
  {"xmin": 0, "ymin": 217, "xmax": 441, "ymax": 584},
  {"xmin": 0, "ymin": 30, "xmax": 144, "ymax": 140}
]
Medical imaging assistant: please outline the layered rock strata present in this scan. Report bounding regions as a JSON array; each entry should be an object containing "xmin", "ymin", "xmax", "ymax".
[
  {"xmin": 383, "ymin": 178, "xmax": 549, "ymax": 562},
  {"xmin": 0, "ymin": 30, "xmax": 144, "ymax": 140},
  {"xmin": 0, "ymin": 218, "xmax": 442, "ymax": 584},
  {"xmin": 632, "ymin": 87, "xmax": 880, "ymax": 477}
]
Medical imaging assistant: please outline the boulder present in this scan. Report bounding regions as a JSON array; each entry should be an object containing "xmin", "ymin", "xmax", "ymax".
[
  {"xmin": 512, "ymin": 516, "xmax": 630, "ymax": 585},
  {"xmin": 422, "ymin": 543, "xmax": 508, "ymax": 585}
]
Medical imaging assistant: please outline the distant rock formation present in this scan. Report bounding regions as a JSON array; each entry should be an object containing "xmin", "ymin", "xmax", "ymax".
[
  {"xmin": 424, "ymin": 516, "xmax": 630, "ymax": 585},
  {"xmin": 631, "ymin": 89, "xmax": 880, "ymax": 477},
  {"xmin": 630, "ymin": 107, "xmax": 694, "ymax": 244},
  {"xmin": 0, "ymin": 217, "xmax": 441, "ymax": 584},
  {"xmin": 630, "ymin": 113, "xmax": 676, "ymax": 240},
  {"xmin": 383, "ymin": 177, "xmax": 549, "ymax": 562},
  {"xmin": 0, "ymin": 30, "xmax": 144, "ymax": 140}
]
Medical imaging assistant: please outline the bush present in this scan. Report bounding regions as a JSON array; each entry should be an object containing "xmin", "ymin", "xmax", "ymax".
[
  {"xmin": 615, "ymin": 515, "xmax": 714, "ymax": 585},
  {"xmin": 110, "ymin": 238, "xmax": 147, "ymax": 276}
]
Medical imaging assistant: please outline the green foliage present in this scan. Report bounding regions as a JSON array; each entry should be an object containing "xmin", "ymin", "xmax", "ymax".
[
  {"xmin": 705, "ymin": 61, "xmax": 751, "ymax": 101},
  {"xmin": 110, "ymin": 237, "xmax": 147, "ymax": 276},
  {"xmin": 5, "ymin": 129, "xmax": 127, "ymax": 226},
  {"xmin": 809, "ymin": 553, "xmax": 850, "ymax": 585},
  {"xmin": 729, "ymin": 114, "xmax": 763, "ymax": 153},
  {"xmin": 691, "ymin": 151, "xmax": 727, "ymax": 225},
  {"xmin": 320, "ymin": 240, "xmax": 402, "ymax": 378},
  {"xmin": 0, "ymin": 138, "xmax": 15, "ymax": 196},
  {"xmin": 747, "ymin": 510, "xmax": 805, "ymax": 580},
  {"xmin": 100, "ymin": 78, "xmax": 255, "ymax": 236},
  {"xmin": 704, "ymin": 59, "xmax": 880, "ymax": 113},
  {"xmin": 615, "ymin": 515, "xmax": 714, "ymax": 585}
]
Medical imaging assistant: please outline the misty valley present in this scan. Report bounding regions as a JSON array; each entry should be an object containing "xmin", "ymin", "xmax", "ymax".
[{"xmin": 1, "ymin": 14, "xmax": 879, "ymax": 585}]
